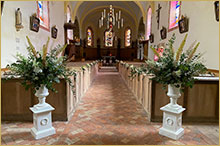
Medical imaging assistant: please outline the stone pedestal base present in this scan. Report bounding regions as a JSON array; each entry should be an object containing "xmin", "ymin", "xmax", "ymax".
[
  {"xmin": 30, "ymin": 104, "xmax": 56, "ymax": 139},
  {"xmin": 159, "ymin": 127, "xmax": 184, "ymax": 140},
  {"xmin": 31, "ymin": 126, "xmax": 55, "ymax": 140},
  {"xmin": 159, "ymin": 104, "xmax": 185, "ymax": 140}
]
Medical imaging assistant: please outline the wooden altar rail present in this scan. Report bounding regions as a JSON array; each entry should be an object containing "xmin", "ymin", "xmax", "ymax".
[
  {"xmin": 118, "ymin": 61, "xmax": 219, "ymax": 123},
  {"xmin": 1, "ymin": 61, "xmax": 99, "ymax": 121},
  {"xmin": 83, "ymin": 47, "xmax": 137, "ymax": 60}
]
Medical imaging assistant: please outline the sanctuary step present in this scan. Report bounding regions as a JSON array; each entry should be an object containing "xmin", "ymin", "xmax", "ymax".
[{"xmin": 99, "ymin": 66, "xmax": 118, "ymax": 72}]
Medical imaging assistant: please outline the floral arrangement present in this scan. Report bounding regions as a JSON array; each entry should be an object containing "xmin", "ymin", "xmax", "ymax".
[
  {"xmin": 129, "ymin": 34, "xmax": 207, "ymax": 90},
  {"xmin": 3, "ymin": 36, "xmax": 76, "ymax": 93},
  {"xmin": 146, "ymin": 34, "xmax": 207, "ymax": 89}
]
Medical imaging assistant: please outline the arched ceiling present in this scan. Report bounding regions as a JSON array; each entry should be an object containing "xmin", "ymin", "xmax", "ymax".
[{"xmin": 70, "ymin": 1, "xmax": 145, "ymax": 26}]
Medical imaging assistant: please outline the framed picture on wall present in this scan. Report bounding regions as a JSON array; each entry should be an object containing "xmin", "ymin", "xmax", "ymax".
[
  {"xmin": 30, "ymin": 15, "xmax": 40, "ymax": 32},
  {"xmin": 178, "ymin": 16, "xmax": 189, "ymax": 33},
  {"xmin": 149, "ymin": 34, "xmax": 154, "ymax": 43},
  {"xmin": 160, "ymin": 27, "xmax": 167, "ymax": 40},
  {"xmin": 51, "ymin": 26, "xmax": 58, "ymax": 39}
]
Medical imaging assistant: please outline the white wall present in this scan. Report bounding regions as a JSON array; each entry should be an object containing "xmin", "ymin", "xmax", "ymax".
[
  {"xmin": 148, "ymin": 1, "xmax": 219, "ymax": 70},
  {"xmin": 1, "ymin": 1, "xmax": 65, "ymax": 68}
]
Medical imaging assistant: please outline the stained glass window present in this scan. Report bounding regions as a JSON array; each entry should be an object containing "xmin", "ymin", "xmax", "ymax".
[
  {"xmin": 37, "ymin": 1, "xmax": 49, "ymax": 31},
  {"xmin": 87, "ymin": 28, "xmax": 93, "ymax": 47},
  {"xmin": 169, "ymin": 1, "xmax": 181, "ymax": 30},
  {"xmin": 125, "ymin": 28, "xmax": 131, "ymax": 47},
  {"xmin": 105, "ymin": 30, "xmax": 113, "ymax": 47},
  {"xmin": 146, "ymin": 7, "xmax": 152, "ymax": 40}
]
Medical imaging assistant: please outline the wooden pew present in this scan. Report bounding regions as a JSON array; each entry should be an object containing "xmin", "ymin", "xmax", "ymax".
[
  {"xmin": 118, "ymin": 61, "xmax": 219, "ymax": 123},
  {"xmin": 1, "ymin": 61, "xmax": 99, "ymax": 122}
]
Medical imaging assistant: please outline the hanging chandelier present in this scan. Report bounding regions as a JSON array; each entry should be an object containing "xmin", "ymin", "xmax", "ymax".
[{"xmin": 99, "ymin": 5, "xmax": 124, "ymax": 30}]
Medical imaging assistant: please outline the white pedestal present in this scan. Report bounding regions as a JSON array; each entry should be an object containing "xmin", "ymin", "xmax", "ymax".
[
  {"xmin": 159, "ymin": 104, "xmax": 185, "ymax": 140},
  {"xmin": 30, "ymin": 104, "xmax": 56, "ymax": 139}
]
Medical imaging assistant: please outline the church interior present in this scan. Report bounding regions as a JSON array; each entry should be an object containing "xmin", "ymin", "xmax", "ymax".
[{"xmin": 1, "ymin": 1, "xmax": 219, "ymax": 145}]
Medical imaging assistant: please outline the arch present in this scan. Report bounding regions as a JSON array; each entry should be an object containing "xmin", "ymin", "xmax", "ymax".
[
  {"xmin": 86, "ymin": 27, "xmax": 94, "ymax": 47},
  {"xmin": 73, "ymin": 16, "xmax": 80, "ymax": 39},
  {"xmin": 72, "ymin": 1, "xmax": 146, "ymax": 25},
  {"xmin": 124, "ymin": 27, "xmax": 132, "ymax": 47},
  {"xmin": 138, "ymin": 17, "xmax": 145, "ymax": 39}
]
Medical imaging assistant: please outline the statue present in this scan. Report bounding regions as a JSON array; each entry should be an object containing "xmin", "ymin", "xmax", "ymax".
[
  {"xmin": 15, "ymin": 8, "xmax": 24, "ymax": 31},
  {"xmin": 137, "ymin": 36, "xmax": 144, "ymax": 60}
]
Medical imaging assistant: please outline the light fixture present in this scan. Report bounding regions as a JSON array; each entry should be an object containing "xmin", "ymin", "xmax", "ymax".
[{"xmin": 99, "ymin": 5, "xmax": 124, "ymax": 30}]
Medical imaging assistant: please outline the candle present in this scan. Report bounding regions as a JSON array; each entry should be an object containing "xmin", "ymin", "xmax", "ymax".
[
  {"xmin": 119, "ymin": 10, "xmax": 121, "ymax": 20},
  {"xmin": 102, "ymin": 12, "xmax": 103, "ymax": 18},
  {"xmin": 121, "ymin": 18, "xmax": 123, "ymax": 27},
  {"xmin": 118, "ymin": 21, "xmax": 120, "ymax": 29},
  {"xmin": 116, "ymin": 13, "xmax": 118, "ymax": 21},
  {"xmin": 104, "ymin": 9, "xmax": 106, "ymax": 18},
  {"xmin": 99, "ymin": 19, "xmax": 101, "ymax": 28}
]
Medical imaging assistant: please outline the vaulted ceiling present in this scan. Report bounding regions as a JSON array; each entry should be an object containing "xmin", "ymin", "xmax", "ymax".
[
  {"xmin": 67, "ymin": 1, "xmax": 153, "ymax": 38},
  {"xmin": 69, "ymin": 1, "xmax": 151, "ymax": 25}
]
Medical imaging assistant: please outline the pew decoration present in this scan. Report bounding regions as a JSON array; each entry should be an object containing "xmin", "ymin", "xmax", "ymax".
[
  {"xmin": 81, "ymin": 60, "xmax": 100, "ymax": 72},
  {"xmin": 3, "ymin": 36, "xmax": 77, "ymax": 139}
]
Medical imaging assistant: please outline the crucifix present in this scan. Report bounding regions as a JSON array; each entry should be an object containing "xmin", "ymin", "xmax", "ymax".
[{"xmin": 156, "ymin": 4, "xmax": 162, "ymax": 30}]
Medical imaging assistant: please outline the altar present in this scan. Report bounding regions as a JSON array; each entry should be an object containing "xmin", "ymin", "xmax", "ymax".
[{"xmin": 102, "ymin": 56, "xmax": 116, "ymax": 66}]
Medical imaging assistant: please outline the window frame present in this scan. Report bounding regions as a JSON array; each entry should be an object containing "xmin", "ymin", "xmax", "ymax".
[
  {"xmin": 124, "ymin": 27, "xmax": 132, "ymax": 48},
  {"xmin": 37, "ymin": 1, "xmax": 50, "ymax": 32},
  {"xmin": 168, "ymin": 1, "xmax": 181, "ymax": 32}
]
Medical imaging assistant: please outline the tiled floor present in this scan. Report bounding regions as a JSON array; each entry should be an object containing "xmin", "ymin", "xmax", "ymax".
[{"xmin": 1, "ymin": 71, "xmax": 219, "ymax": 145}]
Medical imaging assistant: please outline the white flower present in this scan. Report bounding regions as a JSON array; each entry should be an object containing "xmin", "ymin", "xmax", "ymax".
[{"xmin": 34, "ymin": 66, "xmax": 42, "ymax": 73}]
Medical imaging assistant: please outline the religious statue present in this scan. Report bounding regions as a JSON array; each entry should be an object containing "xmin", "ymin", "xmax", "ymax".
[
  {"xmin": 15, "ymin": 8, "xmax": 24, "ymax": 31},
  {"xmin": 137, "ymin": 36, "xmax": 144, "ymax": 60}
]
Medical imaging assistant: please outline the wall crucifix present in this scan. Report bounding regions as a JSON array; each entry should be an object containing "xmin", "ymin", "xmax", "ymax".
[{"xmin": 156, "ymin": 4, "xmax": 162, "ymax": 30}]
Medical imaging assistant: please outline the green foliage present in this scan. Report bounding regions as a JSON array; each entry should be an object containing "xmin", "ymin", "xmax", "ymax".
[
  {"xmin": 3, "ymin": 37, "xmax": 77, "ymax": 93},
  {"xmin": 144, "ymin": 33, "xmax": 207, "ymax": 90},
  {"xmin": 127, "ymin": 33, "xmax": 207, "ymax": 91}
]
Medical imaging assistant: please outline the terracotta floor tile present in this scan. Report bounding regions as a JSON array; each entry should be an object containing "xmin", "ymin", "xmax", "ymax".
[{"xmin": 1, "ymin": 71, "xmax": 219, "ymax": 145}]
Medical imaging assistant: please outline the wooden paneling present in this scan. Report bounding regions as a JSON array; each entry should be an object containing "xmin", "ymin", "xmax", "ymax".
[
  {"xmin": 150, "ymin": 81, "xmax": 219, "ymax": 123},
  {"xmin": 83, "ymin": 47, "xmax": 137, "ymax": 60},
  {"xmin": 183, "ymin": 81, "xmax": 219, "ymax": 122}
]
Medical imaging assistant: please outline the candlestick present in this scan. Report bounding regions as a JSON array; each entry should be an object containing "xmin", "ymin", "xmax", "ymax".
[
  {"xmin": 104, "ymin": 9, "xmax": 106, "ymax": 18},
  {"xmin": 121, "ymin": 18, "xmax": 123, "ymax": 27},
  {"xmin": 116, "ymin": 13, "xmax": 118, "ymax": 21},
  {"xmin": 118, "ymin": 21, "xmax": 120, "ymax": 29},
  {"xmin": 119, "ymin": 10, "xmax": 121, "ymax": 20}
]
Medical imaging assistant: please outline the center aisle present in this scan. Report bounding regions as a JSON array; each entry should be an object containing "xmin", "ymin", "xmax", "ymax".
[
  {"xmin": 56, "ymin": 70, "xmax": 162, "ymax": 145},
  {"xmin": 1, "ymin": 69, "xmax": 217, "ymax": 145},
  {"xmin": 52, "ymin": 70, "xmax": 216, "ymax": 145}
]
